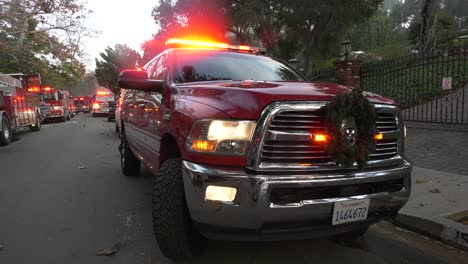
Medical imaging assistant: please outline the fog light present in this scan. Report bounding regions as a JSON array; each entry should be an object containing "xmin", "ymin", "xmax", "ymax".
[{"xmin": 205, "ymin": 185, "xmax": 237, "ymax": 202}]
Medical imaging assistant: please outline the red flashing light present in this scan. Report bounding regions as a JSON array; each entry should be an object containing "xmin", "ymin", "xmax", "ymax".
[
  {"xmin": 136, "ymin": 67, "xmax": 142, "ymax": 72},
  {"xmin": 96, "ymin": 91, "xmax": 110, "ymax": 96},
  {"xmin": 165, "ymin": 38, "xmax": 263, "ymax": 52},
  {"xmin": 79, "ymin": 97, "xmax": 84, "ymax": 101},
  {"xmin": 43, "ymin": 86, "xmax": 52, "ymax": 92},
  {"xmin": 93, "ymin": 102, "xmax": 100, "ymax": 109},
  {"xmin": 27, "ymin": 86, "xmax": 40, "ymax": 93}
]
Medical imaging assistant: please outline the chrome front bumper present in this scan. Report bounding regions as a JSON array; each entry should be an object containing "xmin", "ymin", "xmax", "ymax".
[{"xmin": 182, "ymin": 160, "xmax": 412, "ymax": 241}]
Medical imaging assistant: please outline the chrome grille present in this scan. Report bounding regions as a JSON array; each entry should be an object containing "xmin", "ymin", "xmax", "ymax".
[
  {"xmin": 376, "ymin": 113, "xmax": 398, "ymax": 132},
  {"xmin": 39, "ymin": 105, "xmax": 51, "ymax": 114},
  {"xmin": 257, "ymin": 105, "xmax": 400, "ymax": 167},
  {"xmin": 370, "ymin": 139, "xmax": 398, "ymax": 160},
  {"xmin": 270, "ymin": 110, "xmax": 325, "ymax": 133}
]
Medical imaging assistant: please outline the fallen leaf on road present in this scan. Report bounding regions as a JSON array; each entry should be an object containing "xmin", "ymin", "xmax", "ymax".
[
  {"xmin": 78, "ymin": 166, "xmax": 88, "ymax": 170},
  {"xmin": 429, "ymin": 188, "xmax": 441, "ymax": 193},
  {"xmin": 144, "ymin": 256, "xmax": 152, "ymax": 264},
  {"xmin": 416, "ymin": 178, "xmax": 429, "ymax": 184},
  {"xmin": 96, "ymin": 248, "xmax": 118, "ymax": 256}
]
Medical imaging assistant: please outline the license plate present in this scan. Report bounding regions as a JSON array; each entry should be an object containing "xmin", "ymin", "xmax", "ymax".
[{"xmin": 332, "ymin": 199, "xmax": 370, "ymax": 225}]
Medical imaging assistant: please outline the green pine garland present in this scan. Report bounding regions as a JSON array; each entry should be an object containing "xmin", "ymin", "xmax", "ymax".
[{"xmin": 322, "ymin": 89, "xmax": 377, "ymax": 168}]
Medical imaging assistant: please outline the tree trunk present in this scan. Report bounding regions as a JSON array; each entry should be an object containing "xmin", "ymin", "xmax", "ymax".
[{"xmin": 420, "ymin": 0, "xmax": 440, "ymax": 52}]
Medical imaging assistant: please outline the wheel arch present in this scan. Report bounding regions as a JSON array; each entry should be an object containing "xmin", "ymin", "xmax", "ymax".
[
  {"xmin": 159, "ymin": 133, "xmax": 181, "ymax": 166},
  {"xmin": 0, "ymin": 110, "xmax": 10, "ymax": 131}
]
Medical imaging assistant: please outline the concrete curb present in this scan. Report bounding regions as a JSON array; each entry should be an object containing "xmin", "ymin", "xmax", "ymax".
[{"xmin": 394, "ymin": 212, "xmax": 468, "ymax": 252}]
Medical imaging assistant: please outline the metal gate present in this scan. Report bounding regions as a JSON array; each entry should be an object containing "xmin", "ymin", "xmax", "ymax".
[{"xmin": 360, "ymin": 48, "xmax": 468, "ymax": 125}]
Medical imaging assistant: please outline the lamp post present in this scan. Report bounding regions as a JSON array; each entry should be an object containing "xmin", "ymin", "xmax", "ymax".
[{"xmin": 341, "ymin": 40, "xmax": 352, "ymax": 60}]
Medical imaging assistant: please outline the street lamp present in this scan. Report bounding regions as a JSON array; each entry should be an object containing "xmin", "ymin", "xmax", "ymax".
[{"xmin": 341, "ymin": 40, "xmax": 352, "ymax": 60}]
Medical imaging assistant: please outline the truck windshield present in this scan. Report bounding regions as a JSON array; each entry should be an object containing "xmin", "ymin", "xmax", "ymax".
[
  {"xmin": 173, "ymin": 50, "xmax": 304, "ymax": 84},
  {"xmin": 43, "ymin": 93, "xmax": 58, "ymax": 101},
  {"xmin": 95, "ymin": 95, "xmax": 114, "ymax": 102}
]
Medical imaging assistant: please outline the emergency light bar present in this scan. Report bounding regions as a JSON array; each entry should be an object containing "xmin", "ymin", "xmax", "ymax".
[
  {"xmin": 165, "ymin": 38, "xmax": 266, "ymax": 53},
  {"xmin": 96, "ymin": 91, "xmax": 110, "ymax": 95}
]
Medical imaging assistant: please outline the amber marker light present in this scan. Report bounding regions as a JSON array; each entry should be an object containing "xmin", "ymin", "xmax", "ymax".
[
  {"xmin": 374, "ymin": 133, "xmax": 383, "ymax": 140},
  {"xmin": 191, "ymin": 140, "xmax": 216, "ymax": 152},
  {"xmin": 312, "ymin": 133, "xmax": 328, "ymax": 143}
]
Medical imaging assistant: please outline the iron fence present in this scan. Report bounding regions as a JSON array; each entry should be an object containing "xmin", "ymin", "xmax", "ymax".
[
  {"xmin": 309, "ymin": 69, "xmax": 337, "ymax": 83},
  {"xmin": 360, "ymin": 48, "xmax": 468, "ymax": 125}
]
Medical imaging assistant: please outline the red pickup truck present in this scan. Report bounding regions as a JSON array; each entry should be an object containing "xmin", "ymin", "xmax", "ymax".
[{"xmin": 118, "ymin": 38, "xmax": 412, "ymax": 260}]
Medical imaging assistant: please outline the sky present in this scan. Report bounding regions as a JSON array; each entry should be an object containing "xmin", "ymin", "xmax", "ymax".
[{"xmin": 83, "ymin": 0, "xmax": 159, "ymax": 71}]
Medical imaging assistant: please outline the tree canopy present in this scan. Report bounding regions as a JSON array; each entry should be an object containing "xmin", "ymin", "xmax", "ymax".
[
  {"xmin": 94, "ymin": 44, "xmax": 141, "ymax": 93},
  {"xmin": 0, "ymin": 0, "xmax": 91, "ymax": 88}
]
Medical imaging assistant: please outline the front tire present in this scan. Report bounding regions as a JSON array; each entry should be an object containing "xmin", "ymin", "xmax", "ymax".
[
  {"xmin": 152, "ymin": 158, "xmax": 205, "ymax": 260},
  {"xmin": 0, "ymin": 115, "xmax": 12, "ymax": 146},
  {"xmin": 30, "ymin": 115, "xmax": 41, "ymax": 131},
  {"xmin": 119, "ymin": 131, "xmax": 140, "ymax": 176}
]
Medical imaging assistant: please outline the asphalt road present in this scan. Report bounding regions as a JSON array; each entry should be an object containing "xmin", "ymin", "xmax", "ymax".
[{"xmin": 0, "ymin": 115, "xmax": 467, "ymax": 264}]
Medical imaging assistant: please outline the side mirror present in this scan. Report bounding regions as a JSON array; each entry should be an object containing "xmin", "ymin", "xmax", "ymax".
[{"xmin": 118, "ymin": 69, "xmax": 164, "ymax": 92}]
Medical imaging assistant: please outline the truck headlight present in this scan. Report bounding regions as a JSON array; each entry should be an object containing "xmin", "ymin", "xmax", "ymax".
[
  {"xmin": 187, "ymin": 120, "xmax": 256, "ymax": 155},
  {"xmin": 53, "ymin": 106, "xmax": 61, "ymax": 110}
]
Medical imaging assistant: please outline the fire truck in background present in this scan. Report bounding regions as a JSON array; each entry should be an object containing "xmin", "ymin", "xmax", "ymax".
[
  {"xmin": 0, "ymin": 72, "xmax": 43, "ymax": 146},
  {"xmin": 74, "ymin": 96, "xmax": 92, "ymax": 113},
  {"xmin": 39, "ymin": 87, "xmax": 75, "ymax": 122},
  {"xmin": 91, "ymin": 88, "xmax": 115, "ymax": 117}
]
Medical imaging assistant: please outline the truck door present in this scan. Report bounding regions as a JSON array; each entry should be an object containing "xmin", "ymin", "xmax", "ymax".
[{"xmin": 140, "ymin": 53, "xmax": 167, "ymax": 171}]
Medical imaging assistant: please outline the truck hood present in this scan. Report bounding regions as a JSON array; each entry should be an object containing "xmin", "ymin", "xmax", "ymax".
[{"xmin": 175, "ymin": 81, "xmax": 395, "ymax": 119}]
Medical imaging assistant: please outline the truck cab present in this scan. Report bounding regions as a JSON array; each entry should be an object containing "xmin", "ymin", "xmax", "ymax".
[
  {"xmin": 74, "ymin": 96, "xmax": 92, "ymax": 113},
  {"xmin": 39, "ymin": 87, "xmax": 72, "ymax": 122},
  {"xmin": 91, "ymin": 90, "xmax": 114, "ymax": 117},
  {"xmin": 118, "ymin": 38, "xmax": 412, "ymax": 260}
]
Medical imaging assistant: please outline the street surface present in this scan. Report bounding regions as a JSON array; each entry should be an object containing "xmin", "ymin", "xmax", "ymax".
[
  {"xmin": 406, "ymin": 126, "xmax": 468, "ymax": 176},
  {"xmin": 0, "ymin": 115, "xmax": 467, "ymax": 264}
]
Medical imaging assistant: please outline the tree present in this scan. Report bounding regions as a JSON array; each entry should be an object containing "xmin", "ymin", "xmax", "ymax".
[
  {"xmin": 149, "ymin": 0, "xmax": 383, "ymax": 75},
  {"xmin": 94, "ymin": 44, "xmax": 141, "ymax": 92},
  {"xmin": 420, "ymin": 0, "xmax": 441, "ymax": 51},
  {"xmin": 0, "ymin": 0, "xmax": 91, "ymax": 88}
]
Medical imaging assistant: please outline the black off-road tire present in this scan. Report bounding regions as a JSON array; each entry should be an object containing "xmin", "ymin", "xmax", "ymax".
[
  {"xmin": 0, "ymin": 115, "xmax": 12, "ymax": 146},
  {"xmin": 29, "ymin": 115, "xmax": 41, "ymax": 132},
  {"xmin": 119, "ymin": 131, "xmax": 140, "ymax": 176},
  {"xmin": 152, "ymin": 158, "xmax": 205, "ymax": 260}
]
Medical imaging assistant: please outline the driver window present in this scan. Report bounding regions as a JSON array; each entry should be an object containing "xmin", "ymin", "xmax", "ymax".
[{"xmin": 151, "ymin": 54, "xmax": 167, "ymax": 81}]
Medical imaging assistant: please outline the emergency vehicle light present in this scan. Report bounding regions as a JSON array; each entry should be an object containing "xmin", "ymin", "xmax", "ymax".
[
  {"xmin": 96, "ymin": 91, "xmax": 110, "ymax": 95},
  {"xmin": 43, "ymin": 86, "xmax": 51, "ymax": 91},
  {"xmin": 79, "ymin": 97, "xmax": 84, "ymax": 101},
  {"xmin": 165, "ymin": 38, "xmax": 265, "ymax": 53},
  {"xmin": 27, "ymin": 86, "xmax": 40, "ymax": 93}
]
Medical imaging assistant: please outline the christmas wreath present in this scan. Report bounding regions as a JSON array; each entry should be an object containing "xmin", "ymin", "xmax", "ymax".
[{"xmin": 322, "ymin": 89, "xmax": 377, "ymax": 168}]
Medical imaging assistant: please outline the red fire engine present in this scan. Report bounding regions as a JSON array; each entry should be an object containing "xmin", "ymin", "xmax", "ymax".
[
  {"xmin": 91, "ymin": 89, "xmax": 115, "ymax": 117},
  {"xmin": 74, "ymin": 96, "xmax": 92, "ymax": 113},
  {"xmin": 0, "ymin": 72, "xmax": 43, "ymax": 146},
  {"xmin": 39, "ymin": 87, "xmax": 75, "ymax": 122}
]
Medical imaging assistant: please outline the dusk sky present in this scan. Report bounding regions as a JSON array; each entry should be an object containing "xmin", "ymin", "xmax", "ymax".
[{"xmin": 83, "ymin": 0, "xmax": 159, "ymax": 71}]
